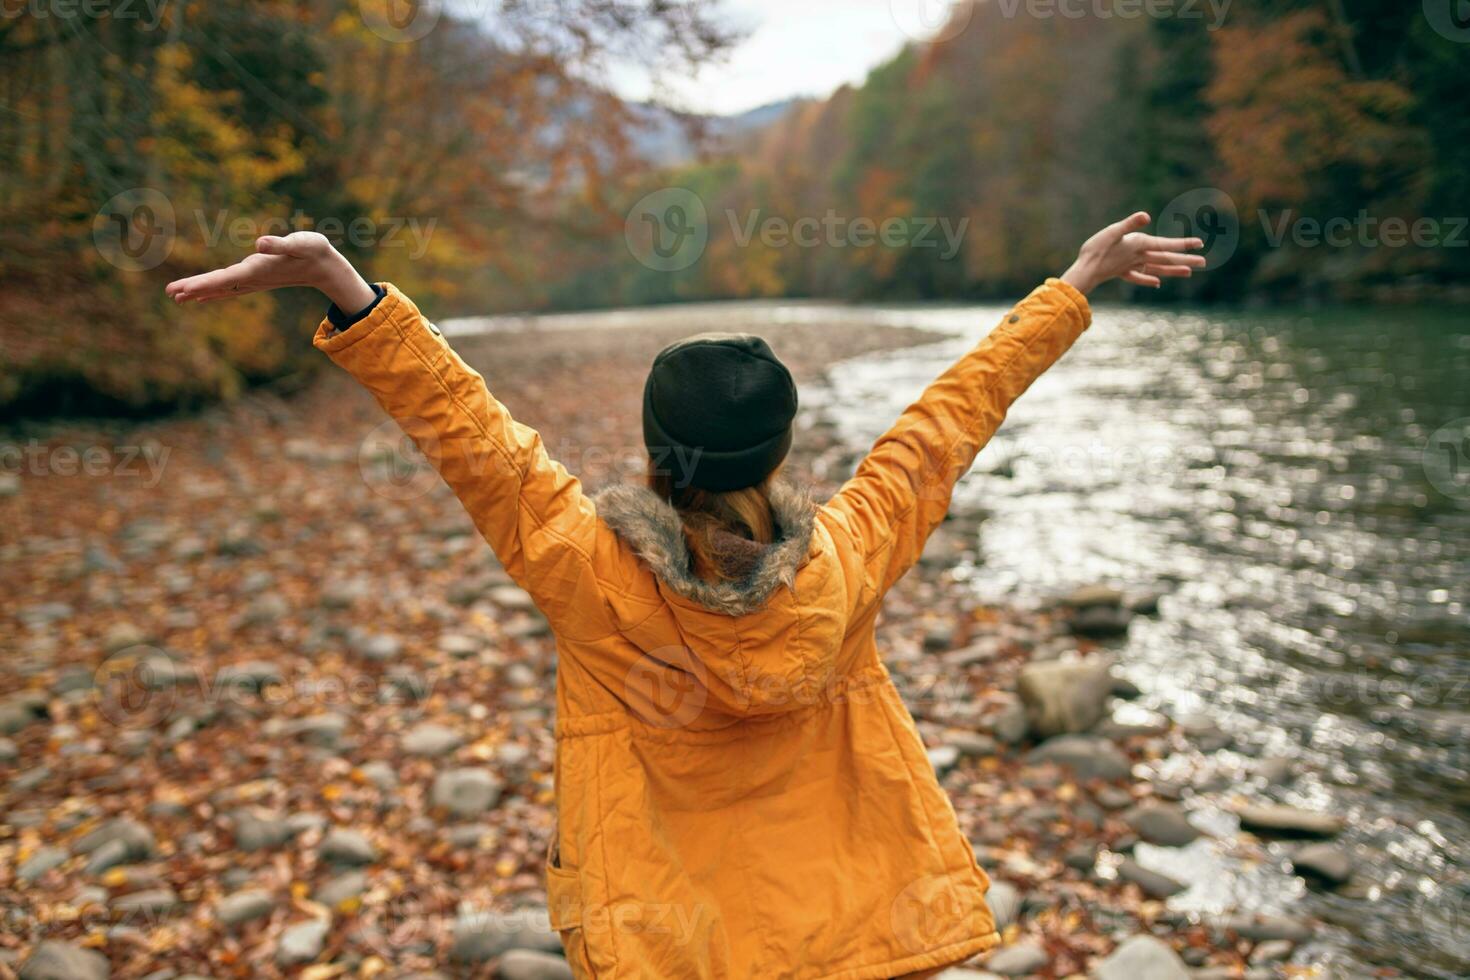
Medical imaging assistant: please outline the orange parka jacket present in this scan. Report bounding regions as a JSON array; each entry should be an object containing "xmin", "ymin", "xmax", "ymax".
[{"xmin": 315, "ymin": 278, "xmax": 1092, "ymax": 980}]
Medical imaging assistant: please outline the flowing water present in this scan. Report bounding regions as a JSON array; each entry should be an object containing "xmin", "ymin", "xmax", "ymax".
[
  {"xmin": 449, "ymin": 300, "xmax": 1470, "ymax": 976},
  {"xmin": 822, "ymin": 301, "xmax": 1470, "ymax": 979}
]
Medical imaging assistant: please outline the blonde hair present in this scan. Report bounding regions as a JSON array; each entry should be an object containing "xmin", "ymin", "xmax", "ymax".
[{"xmin": 648, "ymin": 465, "xmax": 777, "ymax": 583}]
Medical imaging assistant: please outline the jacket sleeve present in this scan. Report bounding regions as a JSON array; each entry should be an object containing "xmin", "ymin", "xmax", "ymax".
[
  {"xmin": 822, "ymin": 278, "xmax": 1091, "ymax": 600},
  {"xmin": 313, "ymin": 283, "xmax": 616, "ymax": 642}
]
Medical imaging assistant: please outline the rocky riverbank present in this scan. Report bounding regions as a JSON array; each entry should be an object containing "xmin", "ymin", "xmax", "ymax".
[{"xmin": 1, "ymin": 314, "xmax": 1353, "ymax": 978}]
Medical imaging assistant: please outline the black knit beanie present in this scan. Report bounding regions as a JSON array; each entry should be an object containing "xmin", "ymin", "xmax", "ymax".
[{"xmin": 643, "ymin": 333, "xmax": 798, "ymax": 492}]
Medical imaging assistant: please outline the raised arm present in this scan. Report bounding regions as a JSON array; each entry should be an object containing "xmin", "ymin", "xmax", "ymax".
[
  {"xmin": 165, "ymin": 233, "xmax": 616, "ymax": 641},
  {"xmin": 823, "ymin": 212, "xmax": 1205, "ymax": 599}
]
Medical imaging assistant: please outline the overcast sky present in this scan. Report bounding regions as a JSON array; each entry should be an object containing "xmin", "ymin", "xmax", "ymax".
[{"xmin": 607, "ymin": 0, "xmax": 959, "ymax": 116}]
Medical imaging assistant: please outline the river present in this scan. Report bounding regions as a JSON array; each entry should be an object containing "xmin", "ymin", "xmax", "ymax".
[{"xmin": 447, "ymin": 298, "xmax": 1470, "ymax": 977}]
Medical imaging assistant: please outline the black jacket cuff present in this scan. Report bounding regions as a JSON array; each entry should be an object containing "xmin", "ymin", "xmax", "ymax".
[{"xmin": 326, "ymin": 283, "xmax": 388, "ymax": 333}]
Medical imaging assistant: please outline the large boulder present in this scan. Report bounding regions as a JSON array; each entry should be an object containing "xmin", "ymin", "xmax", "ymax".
[{"xmin": 1016, "ymin": 658, "xmax": 1115, "ymax": 738}]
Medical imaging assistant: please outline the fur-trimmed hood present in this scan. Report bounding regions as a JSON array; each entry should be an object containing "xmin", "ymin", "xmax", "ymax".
[{"xmin": 593, "ymin": 481, "xmax": 817, "ymax": 617}]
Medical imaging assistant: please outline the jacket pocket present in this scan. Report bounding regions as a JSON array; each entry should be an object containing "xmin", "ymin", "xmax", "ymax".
[{"xmin": 547, "ymin": 839, "xmax": 597, "ymax": 977}]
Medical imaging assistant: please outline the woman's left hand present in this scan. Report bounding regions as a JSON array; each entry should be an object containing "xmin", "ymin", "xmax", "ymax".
[{"xmin": 1061, "ymin": 212, "xmax": 1208, "ymax": 295}]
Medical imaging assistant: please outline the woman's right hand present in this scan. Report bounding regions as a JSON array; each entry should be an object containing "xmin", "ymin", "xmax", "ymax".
[
  {"xmin": 165, "ymin": 232, "xmax": 378, "ymax": 314},
  {"xmin": 1061, "ymin": 212, "xmax": 1207, "ymax": 294}
]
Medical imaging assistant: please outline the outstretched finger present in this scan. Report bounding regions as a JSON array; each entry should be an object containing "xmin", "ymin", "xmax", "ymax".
[
  {"xmin": 1144, "ymin": 264, "xmax": 1194, "ymax": 278},
  {"xmin": 1124, "ymin": 269, "xmax": 1162, "ymax": 288},
  {"xmin": 166, "ymin": 259, "xmax": 264, "ymax": 303},
  {"xmin": 1144, "ymin": 251, "xmax": 1207, "ymax": 268},
  {"xmin": 1135, "ymin": 234, "xmax": 1205, "ymax": 252},
  {"xmin": 1110, "ymin": 211, "xmax": 1151, "ymax": 238}
]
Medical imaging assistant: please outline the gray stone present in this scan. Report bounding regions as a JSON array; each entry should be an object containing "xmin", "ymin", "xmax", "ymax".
[
  {"xmin": 18, "ymin": 941, "xmax": 109, "ymax": 980},
  {"xmin": 319, "ymin": 828, "xmax": 377, "ymax": 865},
  {"xmin": 1026, "ymin": 736, "xmax": 1131, "ymax": 781},
  {"xmin": 17, "ymin": 846, "xmax": 68, "ymax": 881},
  {"xmin": 1292, "ymin": 843, "xmax": 1352, "ymax": 886},
  {"xmin": 451, "ymin": 909, "xmax": 561, "ymax": 962},
  {"xmin": 1058, "ymin": 585, "xmax": 1125, "ymax": 609},
  {"xmin": 232, "ymin": 809, "xmax": 298, "ymax": 852},
  {"xmin": 1092, "ymin": 935, "xmax": 1189, "ymax": 980},
  {"xmin": 359, "ymin": 760, "xmax": 398, "ymax": 790},
  {"xmin": 0, "ymin": 699, "xmax": 41, "ymax": 735},
  {"xmin": 83, "ymin": 838, "xmax": 131, "ymax": 875},
  {"xmin": 75, "ymin": 818, "xmax": 156, "ymax": 863},
  {"xmin": 987, "ymin": 880, "xmax": 1022, "ymax": 931},
  {"xmin": 1123, "ymin": 803, "xmax": 1201, "ymax": 847},
  {"xmin": 489, "ymin": 586, "xmax": 536, "ymax": 611},
  {"xmin": 988, "ymin": 696, "xmax": 1029, "ymax": 745},
  {"xmin": 438, "ymin": 633, "xmax": 482, "ymax": 659},
  {"xmin": 943, "ymin": 640, "xmax": 1002, "ymax": 668},
  {"xmin": 496, "ymin": 949, "xmax": 574, "ymax": 980},
  {"xmin": 287, "ymin": 713, "xmax": 348, "ymax": 747},
  {"xmin": 0, "ymin": 736, "xmax": 17, "ymax": 763},
  {"xmin": 1214, "ymin": 914, "xmax": 1313, "ymax": 944},
  {"xmin": 432, "ymin": 768, "xmax": 503, "ymax": 818},
  {"xmin": 217, "ymin": 889, "xmax": 275, "ymax": 928},
  {"xmin": 1117, "ymin": 858, "xmax": 1187, "ymax": 899},
  {"xmin": 111, "ymin": 888, "xmax": 179, "ymax": 918},
  {"xmin": 215, "ymin": 661, "xmax": 283, "ymax": 692},
  {"xmin": 315, "ymin": 870, "xmax": 368, "ymax": 910},
  {"xmin": 949, "ymin": 731, "xmax": 1000, "ymax": 759},
  {"xmin": 1248, "ymin": 940, "xmax": 1294, "ymax": 965},
  {"xmin": 350, "ymin": 632, "xmax": 403, "ymax": 662},
  {"xmin": 402, "ymin": 723, "xmax": 463, "ymax": 758},
  {"xmin": 1017, "ymin": 658, "xmax": 1116, "ymax": 738},
  {"xmin": 1235, "ymin": 804, "xmax": 1343, "ymax": 838},
  {"xmin": 928, "ymin": 745, "xmax": 961, "ymax": 775},
  {"xmin": 987, "ymin": 939, "xmax": 1049, "ymax": 976},
  {"xmin": 277, "ymin": 919, "xmax": 329, "ymax": 966}
]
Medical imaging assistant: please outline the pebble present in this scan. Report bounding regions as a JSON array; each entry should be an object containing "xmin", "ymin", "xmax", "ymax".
[
  {"xmin": 232, "ymin": 808, "xmax": 298, "ymax": 852},
  {"xmin": 1117, "ymin": 858, "xmax": 1187, "ymax": 899},
  {"xmin": 949, "ymin": 731, "xmax": 1000, "ymax": 759},
  {"xmin": 17, "ymin": 846, "xmax": 68, "ymax": 881},
  {"xmin": 986, "ymin": 939, "xmax": 1049, "ymax": 976},
  {"xmin": 111, "ymin": 887, "xmax": 179, "ymax": 918},
  {"xmin": 315, "ymin": 869, "xmax": 368, "ymax": 910},
  {"xmin": 215, "ymin": 660, "xmax": 283, "ymax": 692},
  {"xmin": 987, "ymin": 696, "xmax": 1029, "ymax": 745},
  {"xmin": 0, "ymin": 736, "xmax": 17, "ymax": 763},
  {"xmin": 987, "ymin": 880, "xmax": 1021, "ymax": 930},
  {"xmin": 74, "ymin": 818, "xmax": 156, "ymax": 864},
  {"xmin": 18, "ymin": 941, "xmax": 109, "ymax": 980},
  {"xmin": 1123, "ymin": 803, "xmax": 1201, "ymax": 847},
  {"xmin": 432, "ymin": 768, "xmax": 504, "ymax": 817},
  {"xmin": 497, "ymin": 949, "xmax": 575, "ymax": 980},
  {"xmin": 451, "ymin": 910, "xmax": 561, "ymax": 962},
  {"xmin": 217, "ymin": 889, "xmax": 275, "ymax": 928},
  {"xmin": 439, "ymin": 633, "xmax": 482, "ymax": 658},
  {"xmin": 359, "ymin": 760, "xmax": 398, "ymax": 790},
  {"xmin": 319, "ymin": 828, "xmax": 378, "ymax": 865},
  {"xmin": 277, "ymin": 918, "xmax": 329, "ymax": 966},
  {"xmin": 1291, "ymin": 843, "xmax": 1353, "ymax": 886},
  {"xmin": 928, "ymin": 745, "xmax": 961, "ymax": 775},
  {"xmin": 1235, "ymin": 804, "xmax": 1343, "ymax": 838},
  {"xmin": 1092, "ymin": 935, "xmax": 1189, "ymax": 980},
  {"xmin": 1248, "ymin": 939, "xmax": 1294, "ymax": 965},
  {"xmin": 943, "ymin": 639, "xmax": 1002, "ymax": 668},
  {"xmin": 402, "ymin": 722, "xmax": 464, "ymax": 757},
  {"xmin": 350, "ymin": 631, "xmax": 403, "ymax": 662},
  {"xmin": 1214, "ymin": 914, "xmax": 1313, "ymax": 944},
  {"xmin": 1026, "ymin": 736, "xmax": 1132, "ymax": 781}
]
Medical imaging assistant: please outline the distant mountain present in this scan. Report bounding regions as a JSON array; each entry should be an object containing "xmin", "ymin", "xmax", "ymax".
[{"xmin": 627, "ymin": 99, "xmax": 807, "ymax": 167}]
